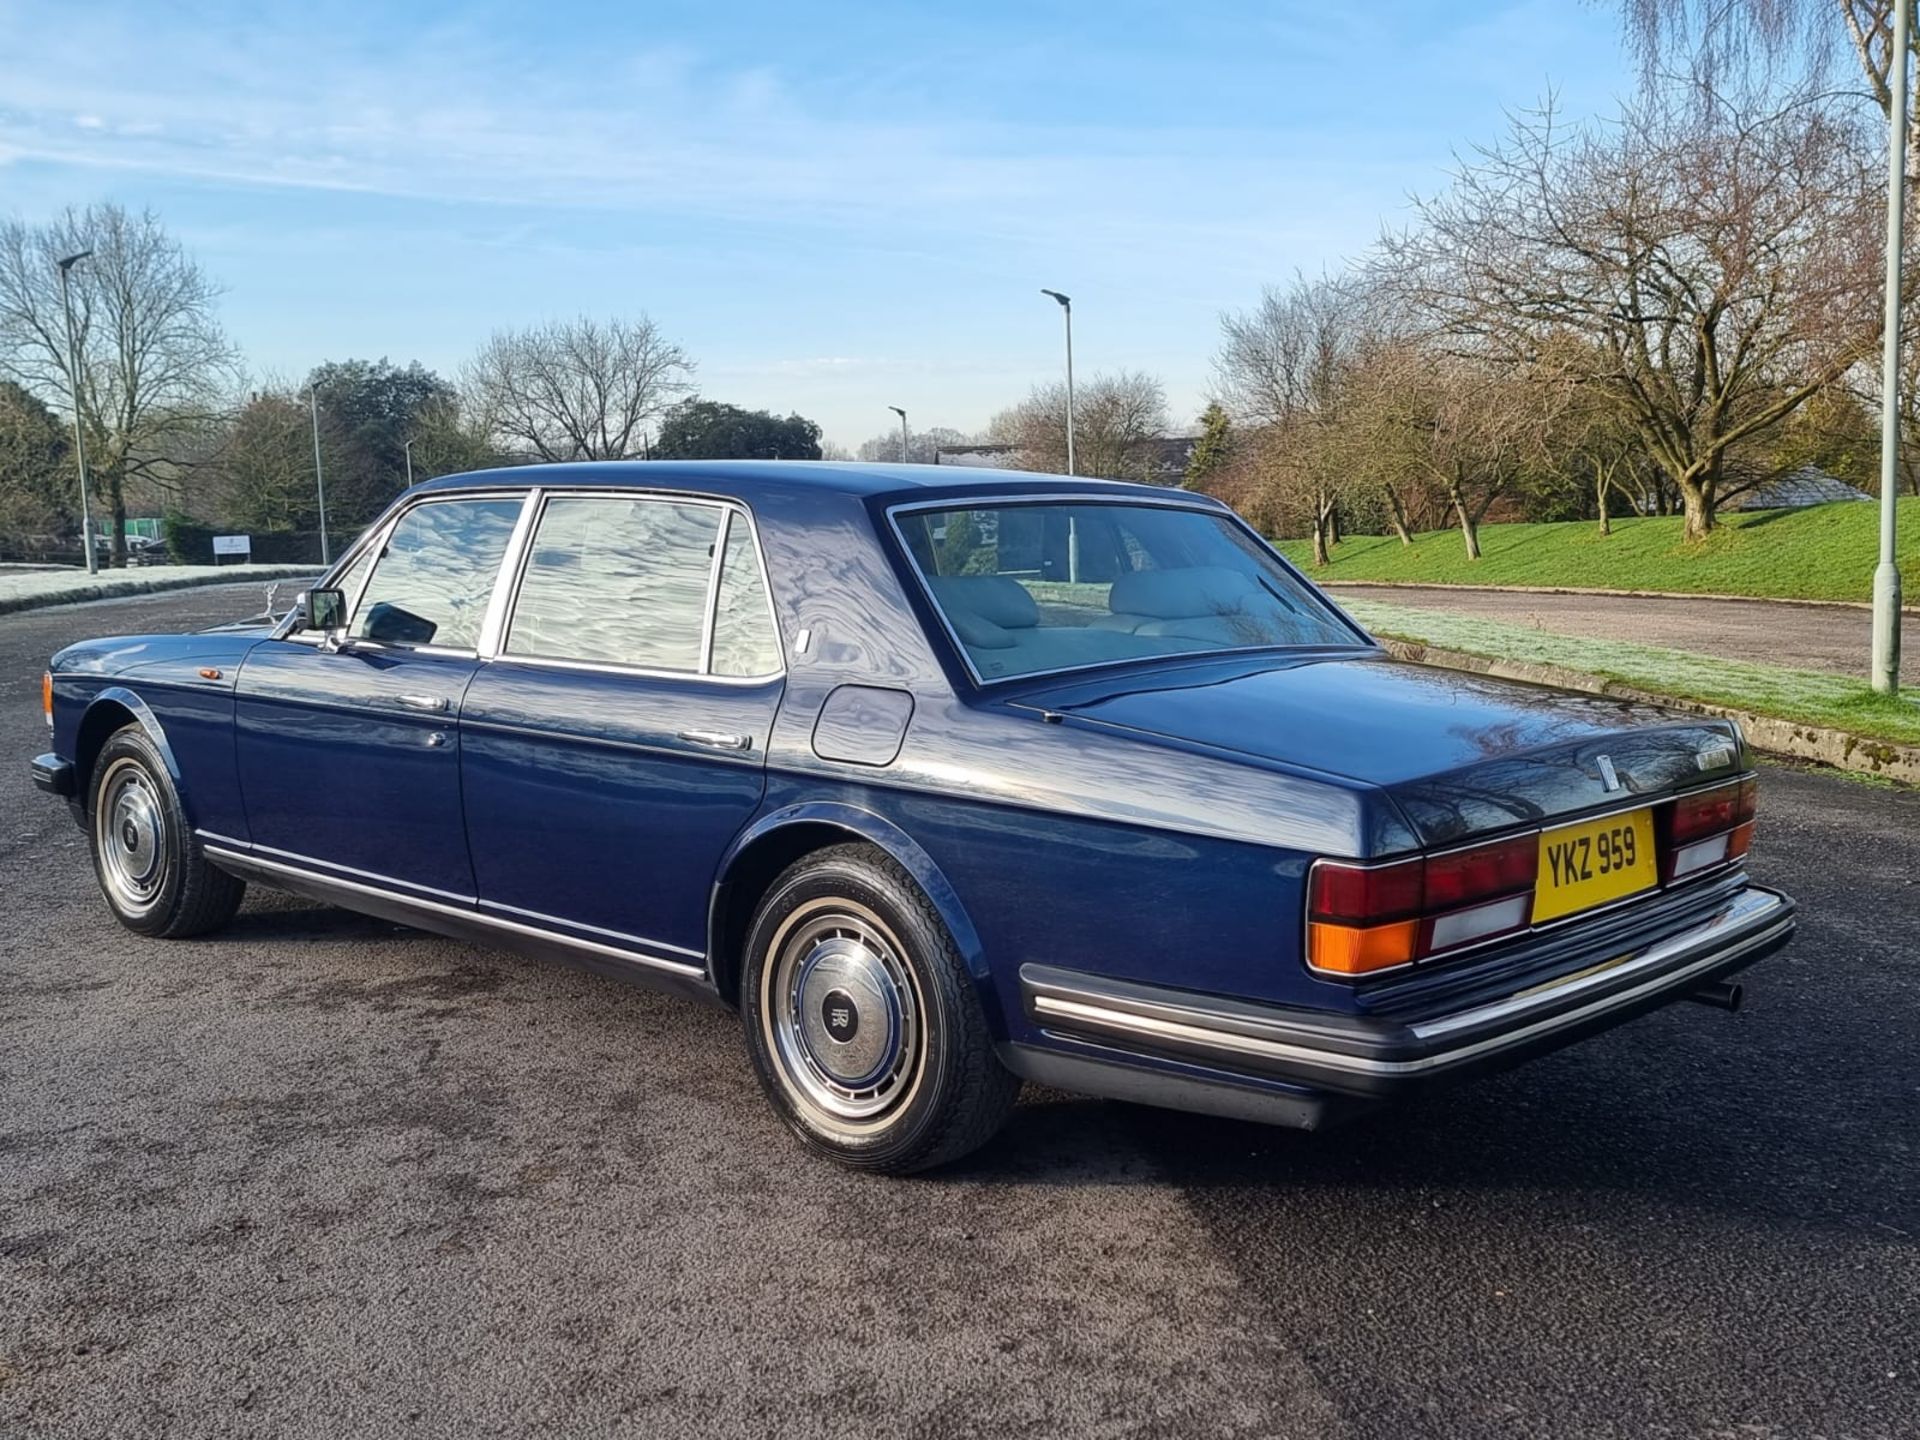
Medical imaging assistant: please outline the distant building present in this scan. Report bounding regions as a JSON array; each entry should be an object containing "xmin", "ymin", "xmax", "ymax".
[
  {"xmin": 1724, "ymin": 465, "xmax": 1873, "ymax": 512},
  {"xmin": 934, "ymin": 436, "xmax": 1197, "ymax": 486}
]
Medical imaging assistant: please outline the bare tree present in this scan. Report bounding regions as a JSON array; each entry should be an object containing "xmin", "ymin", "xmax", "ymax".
[
  {"xmin": 1384, "ymin": 87, "xmax": 1883, "ymax": 538},
  {"xmin": 1214, "ymin": 274, "xmax": 1376, "ymax": 562},
  {"xmin": 0, "ymin": 204, "xmax": 239, "ymax": 565},
  {"xmin": 987, "ymin": 371, "xmax": 1168, "ymax": 479},
  {"xmin": 1621, "ymin": 1, "xmax": 1918, "ymax": 172},
  {"xmin": 464, "ymin": 316, "xmax": 694, "ymax": 463},
  {"xmin": 855, "ymin": 425, "xmax": 974, "ymax": 464}
]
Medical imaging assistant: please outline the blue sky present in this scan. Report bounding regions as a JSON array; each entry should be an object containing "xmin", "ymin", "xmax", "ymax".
[{"xmin": 0, "ymin": 0, "xmax": 1633, "ymax": 449}]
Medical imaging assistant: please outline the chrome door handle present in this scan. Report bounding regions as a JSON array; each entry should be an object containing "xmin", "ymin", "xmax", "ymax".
[
  {"xmin": 678, "ymin": 729, "xmax": 753, "ymax": 751},
  {"xmin": 395, "ymin": 694, "xmax": 450, "ymax": 713}
]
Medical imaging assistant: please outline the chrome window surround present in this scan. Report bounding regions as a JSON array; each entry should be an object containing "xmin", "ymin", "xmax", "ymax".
[
  {"xmin": 883, "ymin": 493, "xmax": 1375, "ymax": 690},
  {"xmin": 269, "ymin": 484, "xmax": 786, "ymax": 685},
  {"xmin": 1301, "ymin": 779, "xmax": 1759, "ymax": 981},
  {"xmin": 489, "ymin": 488, "xmax": 786, "ymax": 685}
]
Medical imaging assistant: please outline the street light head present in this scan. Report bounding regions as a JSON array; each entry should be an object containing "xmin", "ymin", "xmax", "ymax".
[
  {"xmin": 57, "ymin": 249, "xmax": 94, "ymax": 272},
  {"xmin": 1041, "ymin": 288, "xmax": 1071, "ymax": 308},
  {"xmin": 888, "ymin": 405, "xmax": 906, "ymax": 419}
]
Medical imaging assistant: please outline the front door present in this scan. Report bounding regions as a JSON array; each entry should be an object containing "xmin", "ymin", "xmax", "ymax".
[
  {"xmin": 458, "ymin": 493, "xmax": 786, "ymax": 960},
  {"xmin": 233, "ymin": 493, "xmax": 527, "ymax": 900}
]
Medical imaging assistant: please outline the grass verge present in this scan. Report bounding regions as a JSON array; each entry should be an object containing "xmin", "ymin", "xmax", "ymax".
[
  {"xmin": 1344, "ymin": 597, "xmax": 1920, "ymax": 747},
  {"xmin": 1274, "ymin": 498, "xmax": 1919, "ymax": 603}
]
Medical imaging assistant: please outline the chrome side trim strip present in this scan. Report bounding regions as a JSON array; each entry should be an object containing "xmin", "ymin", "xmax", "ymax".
[
  {"xmin": 202, "ymin": 844, "xmax": 707, "ymax": 979},
  {"xmin": 1028, "ymin": 889, "xmax": 1794, "ymax": 1079},
  {"xmin": 202, "ymin": 834, "xmax": 476, "ymax": 905},
  {"xmin": 477, "ymin": 897, "xmax": 704, "ymax": 959}
]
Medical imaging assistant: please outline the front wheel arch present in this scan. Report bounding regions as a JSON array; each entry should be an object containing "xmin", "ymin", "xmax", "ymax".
[
  {"xmin": 75, "ymin": 691, "xmax": 178, "ymax": 810},
  {"xmin": 707, "ymin": 805, "xmax": 986, "ymax": 1008}
]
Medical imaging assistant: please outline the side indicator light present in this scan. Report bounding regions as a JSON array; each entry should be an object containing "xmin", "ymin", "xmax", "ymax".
[{"xmin": 42, "ymin": 671, "xmax": 53, "ymax": 729}]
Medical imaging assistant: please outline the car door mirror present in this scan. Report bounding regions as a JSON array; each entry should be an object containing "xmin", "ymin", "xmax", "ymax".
[{"xmin": 303, "ymin": 587, "xmax": 348, "ymax": 644}]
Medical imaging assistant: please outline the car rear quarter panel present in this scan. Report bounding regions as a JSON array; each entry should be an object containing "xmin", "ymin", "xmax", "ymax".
[{"xmin": 747, "ymin": 486, "xmax": 1406, "ymax": 1029}]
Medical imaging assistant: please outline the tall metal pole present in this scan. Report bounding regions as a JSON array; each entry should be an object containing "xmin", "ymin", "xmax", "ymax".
[
  {"xmin": 306, "ymin": 386, "xmax": 331, "ymax": 565},
  {"xmin": 888, "ymin": 405, "xmax": 908, "ymax": 462},
  {"xmin": 55, "ymin": 252, "xmax": 97, "ymax": 575},
  {"xmin": 1042, "ymin": 289, "xmax": 1075, "ymax": 475},
  {"xmin": 404, "ymin": 438, "xmax": 416, "ymax": 487},
  {"xmin": 1873, "ymin": 0, "xmax": 1911, "ymax": 693}
]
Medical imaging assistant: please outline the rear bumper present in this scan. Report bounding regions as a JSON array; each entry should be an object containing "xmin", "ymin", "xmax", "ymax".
[
  {"xmin": 1018, "ymin": 883, "xmax": 1795, "ymax": 1108},
  {"xmin": 30, "ymin": 753, "xmax": 76, "ymax": 799}
]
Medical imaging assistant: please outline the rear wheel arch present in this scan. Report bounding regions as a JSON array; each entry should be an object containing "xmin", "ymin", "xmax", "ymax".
[{"xmin": 708, "ymin": 806, "xmax": 985, "ymax": 1008}]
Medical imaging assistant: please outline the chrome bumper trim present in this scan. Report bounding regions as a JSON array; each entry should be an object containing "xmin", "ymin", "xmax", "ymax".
[{"xmin": 1025, "ymin": 886, "xmax": 1794, "ymax": 1084}]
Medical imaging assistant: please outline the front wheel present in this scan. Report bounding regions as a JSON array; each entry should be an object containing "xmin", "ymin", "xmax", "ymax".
[
  {"xmin": 741, "ymin": 844, "xmax": 1019, "ymax": 1174},
  {"xmin": 89, "ymin": 725, "xmax": 245, "ymax": 938}
]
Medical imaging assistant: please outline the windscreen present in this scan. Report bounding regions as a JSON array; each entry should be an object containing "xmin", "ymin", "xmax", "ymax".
[{"xmin": 897, "ymin": 501, "xmax": 1361, "ymax": 681}]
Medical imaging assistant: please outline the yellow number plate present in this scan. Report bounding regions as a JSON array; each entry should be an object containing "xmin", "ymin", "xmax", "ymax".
[{"xmin": 1534, "ymin": 809, "xmax": 1657, "ymax": 923}]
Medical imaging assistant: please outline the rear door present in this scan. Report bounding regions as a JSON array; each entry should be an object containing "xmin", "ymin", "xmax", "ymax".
[
  {"xmin": 458, "ymin": 492, "xmax": 785, "ymax": 961},
  {"xmin": 233, "ymin": 492, "xmax": 528, "ymax": 899}
]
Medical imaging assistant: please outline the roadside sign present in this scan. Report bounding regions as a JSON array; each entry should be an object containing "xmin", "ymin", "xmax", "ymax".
[{"xmin": 212, "ymin": 534, "xmax": 251, "ymax": 563}]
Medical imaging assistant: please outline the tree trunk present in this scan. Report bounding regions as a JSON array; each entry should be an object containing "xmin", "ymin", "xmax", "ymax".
[
  {"xmin": 1311, "ymin": 518, "xmax": 1329, "ymax": 568},
  {"xmin": 1595, "ymin": 470, "xmax": 1611, "ymax": 537},
  {"xmin": 1679, "ymin": 463, "xmax": 1718, "ymax": 541},
  {"xmin": 107, "ymin": 471, "xmax": 128, "ymax": 568},
  {"xmin": 1451, "ymin": 489, "xmax": 1481, "ymax": 561},
  {"xmin": 1382, "ymin": 484, "xmax": 1414, "ymax": 545},
  {"xmin": 1327, "ymin": 503, "xmax": 1341, "ymax": 546}
]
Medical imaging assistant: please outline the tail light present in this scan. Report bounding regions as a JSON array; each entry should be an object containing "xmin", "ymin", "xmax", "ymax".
[
  {"xmin": 1665, "ymin": 776, "xmax": 1757, "ymax": 880},
  {"xmin": 42, "ymin": 671, "xmax": 53, "ymax": 730},
  {"xmin": 1308, "ymin": 775, "xmax": 1762, "ymax": 980},
  {"xmin": 1308, "ymin": 833, "xmax": 1538, "ymax": 977}
]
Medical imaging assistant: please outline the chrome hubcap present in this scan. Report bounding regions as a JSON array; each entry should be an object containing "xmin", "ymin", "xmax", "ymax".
[
  {"xmin": 768, "ymin": 901, "xmax": 921, "ymax": 1123},
  {"xmin": 97, "ymin": 759, "xmax": 166, "ymax": 911}
]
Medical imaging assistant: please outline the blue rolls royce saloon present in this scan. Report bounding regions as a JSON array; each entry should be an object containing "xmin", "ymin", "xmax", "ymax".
[{"xmin": 31, "ymin": 463, "xmax": 1796, "ymax": 1172}]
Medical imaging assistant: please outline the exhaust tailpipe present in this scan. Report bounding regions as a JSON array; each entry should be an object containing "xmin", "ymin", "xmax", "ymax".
[{"xmin": 1686, "ymin": 980, "xmax": 1743, "ymax": 1013}]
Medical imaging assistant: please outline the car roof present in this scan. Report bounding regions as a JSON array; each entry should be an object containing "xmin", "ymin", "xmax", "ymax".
[{"xmin": 408, "ymin": 459, "xmax": 1222, "ymax": 509}]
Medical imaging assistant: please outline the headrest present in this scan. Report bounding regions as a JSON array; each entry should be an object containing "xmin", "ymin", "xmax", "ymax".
[
  {"xmin": 947, "ymin": 607, "xmax": 1017, "ymax": 649},
  {"xmin": 932, "ymin": 575, "xmax": 1039, "ymax": 629},
  {"xmin": 1108, "ymin": 566, "xmax": 1257, "ymax": 620}
]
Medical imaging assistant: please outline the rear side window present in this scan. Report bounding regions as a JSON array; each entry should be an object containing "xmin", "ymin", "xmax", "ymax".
[
  {"xmin": 709, "ymin": 515, "xmax": 780, "ymax": 677},
  {"xmin": 349, "ymin": 497, "xmax": 523, "ymax": 650},
  {"xmin": 507, "ymin": 496, "xmax": 722, "ymax": 672}
]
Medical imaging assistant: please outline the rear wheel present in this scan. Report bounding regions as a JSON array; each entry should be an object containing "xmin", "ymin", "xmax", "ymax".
[
  {"xmin": 89, "ymin": 725, "xmax": 244, "ymax": 938},
  {"xmin": 741, "ymin": 844, "xmax": 1019, "ymax": 1173}
]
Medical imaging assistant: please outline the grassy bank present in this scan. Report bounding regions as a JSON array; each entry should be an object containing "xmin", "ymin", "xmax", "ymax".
[
  {"xmin": 1274, "ymin": 498, "xmax": 1919, "ymax": 603},
  {"xmin": 1345, "ymin": 598, "xmax": 1920, "ymax": 748}
]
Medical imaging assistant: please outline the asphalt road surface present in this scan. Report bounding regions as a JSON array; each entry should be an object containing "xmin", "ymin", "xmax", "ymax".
[
  {"xmin": 1332, "ymin": 583, "xmax": 1920, "ymax": 678},
  {"xmin": 3, "ymin": 586, "xmax": 1917, "ymax": 1439}
]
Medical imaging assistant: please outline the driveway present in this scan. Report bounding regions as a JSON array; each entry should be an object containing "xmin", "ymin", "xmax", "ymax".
[
  {"xmin": 1331, "ymin": 584, "xmax": 1920, "ymax": 677},
  {"xmin": 3, "ymin": 587, "xmax": 1917, "ymax": 1438}
]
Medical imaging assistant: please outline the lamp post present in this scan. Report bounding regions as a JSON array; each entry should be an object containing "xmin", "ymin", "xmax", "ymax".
[
  {"xmin": 1041, "ymin": 288, "xmax": 1075, "ymax": 476},
  {"xmin": 887, "ymin": 406, "xmax": 909, "ymax": 463},
  {"xmin": 55, "ymin": 250, "xmax": 97, "ymax": 575},
  {"xmin": 305, "ymin": 385, "xmax": 331, "ymax": 565},
  {"xmin": 1872, "ymin": 0, "xmax": 1911, "ymax": 694},
  {"xmin": 404, "ymin": 438, "xmax": 416, "ymax": 487}
]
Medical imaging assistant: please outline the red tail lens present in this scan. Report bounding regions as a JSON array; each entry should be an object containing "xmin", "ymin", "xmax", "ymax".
[
  {"xmin": 1424, "ymin": 834, "xmax": 1537, "ymax": 909},
  {"xmin": 1309, "ymin": 856, "xmax": 1423, "ymax": 925},
  {"xmin": 1671, "ymin": 776, "xmax": 1757, "ymax": 845}
]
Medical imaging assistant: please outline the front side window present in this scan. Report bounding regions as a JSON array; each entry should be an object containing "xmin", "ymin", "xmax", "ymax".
[
  {"xmin": 350, "ymin": 496, "xmax": 523, "ymax": 650},
  {"xmin": 897, "ymin": 501, "xmax": 1359, "ymax": 681},
  {"xmin": 507, "ymin": 496, "xmax": 722, "ymax": 672}
]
